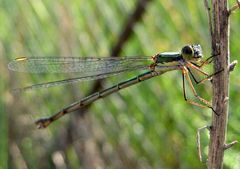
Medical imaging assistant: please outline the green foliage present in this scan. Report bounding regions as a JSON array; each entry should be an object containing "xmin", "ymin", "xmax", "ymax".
[{"xmin": 1, "ymin": 0, "xmax": 239, "ymax": 168}]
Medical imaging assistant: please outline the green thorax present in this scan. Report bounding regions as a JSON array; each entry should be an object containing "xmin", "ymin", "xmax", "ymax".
[{"xmin": 154, "ymin": 52, "xmax": 182, "ymax": 64}]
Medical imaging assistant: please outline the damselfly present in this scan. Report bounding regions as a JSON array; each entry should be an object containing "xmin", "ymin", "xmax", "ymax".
[{"xmin": 8, "ymin": 44, "xmax": 217, "ymax": 129}]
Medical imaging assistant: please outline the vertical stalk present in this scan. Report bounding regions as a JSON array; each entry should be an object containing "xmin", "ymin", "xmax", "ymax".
[{"xmin": 207, "ymin": 0, "xmax": 230, "ymax": 168}]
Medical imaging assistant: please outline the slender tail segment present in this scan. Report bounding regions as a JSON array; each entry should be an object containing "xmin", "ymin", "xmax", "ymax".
[{"xmin": 35, "ymin": 65, "xmax": 181, "ymax": 129}]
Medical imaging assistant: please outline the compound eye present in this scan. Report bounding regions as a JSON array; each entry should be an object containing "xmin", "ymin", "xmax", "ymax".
[{"xmin": 181, "ymin": 45, "xmax": 193, "ymax": 55}]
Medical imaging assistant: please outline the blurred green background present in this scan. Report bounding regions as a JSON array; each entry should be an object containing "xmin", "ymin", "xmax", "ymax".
[{"xmin": 0, "ymin": 0, "xmax": 240, "ymax": 168}]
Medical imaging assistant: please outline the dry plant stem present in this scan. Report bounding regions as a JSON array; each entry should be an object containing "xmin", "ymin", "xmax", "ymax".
[
  {"xmin": 228, "ymin": 60, "xmax": 238, "ymax": 72},
  {"xmin": 204, "ymin": 0, "xmax": 213, "ymax": 38},
  {"xmin": 196, "ymin": 125, "xmax": 210, "ymax": 162},
  {"xmin": 229, "ymin": 0, "xmax": 240, "ymax": 15},
  {"xmin": 207, "ymin": 0, "xmax": 230, "ymax": 169},
  {"xmin": 224, "ymin": 140, "xmax": 238, "ymax": 150}
]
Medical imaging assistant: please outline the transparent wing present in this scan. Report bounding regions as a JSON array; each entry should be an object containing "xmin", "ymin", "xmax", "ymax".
[
  {"xmin": 8, "ymin": 57, "xmax": 152, "ymax": 76},
  {"xmin": 9, "ymin": 56, "xmax": 154, "ymax": 92}
]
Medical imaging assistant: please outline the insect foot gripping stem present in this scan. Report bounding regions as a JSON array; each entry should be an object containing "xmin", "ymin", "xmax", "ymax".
[
  {"xmin": 35, "ymin": 118, "xmax": 51, "ymax": 129},
  {"xmin": 210, "ymin": 106, "xmax": 220, "ymax": 116}
]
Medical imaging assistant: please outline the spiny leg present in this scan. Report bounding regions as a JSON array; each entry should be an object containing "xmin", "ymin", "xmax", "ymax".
[
  {"xmin": 181, "ymin": 67, "xmax": 218, "ymax": 114},
  {"xmin": 182, "ymin": 70, "xmax": 211, "ymax": 109},
  {"xmin": 182, "ymin": 72, "xmax": 187, "ymax": 100},
  {"xmin": 196, "ymin": 55, "xmax": 214, "ymax": 67},
  {"xmin": 182, "ymin": 73, "xmax": 210, "ymax": 109},
  {"xmin": 193, "ymin": 53, "xmax": 220, "ymax": 68},
  {"xmin": 187, "ymin": 62, "xmax": 209, "ymax": 76},
  {"xmin": 187, "ymin": 67, "xmax": 223, "ymax": 85},
  {"xmin": 187, "ymin": 68, "xmax": 201, "ymax": 84},
  {"xmin": 183, "ymin": 67, "xmax": 211, "ymax": 105},
  {"xmin": 187, "ymin": 62, "xmax": 223, "ymax": 84}
]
